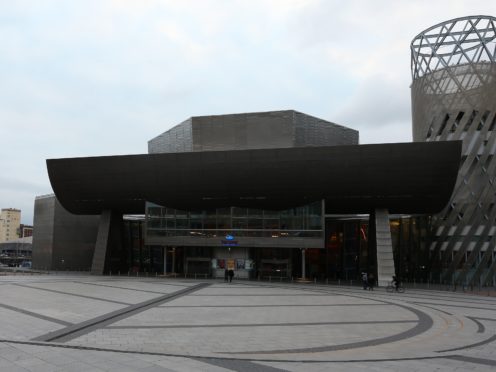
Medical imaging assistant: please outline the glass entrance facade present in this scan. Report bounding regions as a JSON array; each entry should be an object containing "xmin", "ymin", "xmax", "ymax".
[{"xmin": 115, "ymin": 211, "xmax": 430, "ymax": 284}]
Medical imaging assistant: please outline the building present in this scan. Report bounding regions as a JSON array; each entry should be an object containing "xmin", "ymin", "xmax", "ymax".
[
  {"xmin": 32, "ymin": 195, "xmax": 100, "ymax": 271},
  {"xmin": 34, "ymin": 110, "xmax": 460, "ymax": 286},
  {"xmin": 33, "ymin": 16, "xmax": 496, "ymax": 286},
  {"xmin": 18, "ymin": 224, "xmax": 33, "ymax": 238},
  {"xmin": 0, "ymin": 236, "xmax": 32, "ymax": 267},
  {"xmin": 0, "ymin": 208, "xmax": 21, "ymax": 243},
  {"xmin": 411, "ymin": 15, "xmax": 496, "ymax": 286}
]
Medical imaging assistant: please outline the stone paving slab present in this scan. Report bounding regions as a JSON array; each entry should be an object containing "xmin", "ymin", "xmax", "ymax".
[
  {"xmin": 0, "ymin": 274, "xmax": 495, "ymax": 371},
  {"xmin": 21, "ymin": 281, "xmax": 162, "ymax": 304}
]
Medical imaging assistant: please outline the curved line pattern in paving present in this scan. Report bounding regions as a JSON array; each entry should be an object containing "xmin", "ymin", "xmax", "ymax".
[{"xmin": 0, "ymin": 275, "xmax": 495, "ymax": 370}]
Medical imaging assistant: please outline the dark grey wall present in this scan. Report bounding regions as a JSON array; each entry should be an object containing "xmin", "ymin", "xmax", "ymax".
[
  {"xmin": 294, "ymin": 111, "xmax": 358, "ymax": 147},
  {"xmin": 32, "ymin": 195, "xmax": 55, "ymax": 269},
  {"xmin": 192, "ymin": 111, "xmax": 295, "ymax": 151},
  {"xmin": 148, "ymin": 118, "xmax": 192, "ymax": 154},
  {"xmin": 147, "ymin": 110, "xmax": 358, "ymax": 154},
  {"xmin": 32, "ymin": 195, "xmax": 100, "ymax": 270},
  {"xmin": 48, "ymin": 141, "xmax": 461, "ymax": 215}
]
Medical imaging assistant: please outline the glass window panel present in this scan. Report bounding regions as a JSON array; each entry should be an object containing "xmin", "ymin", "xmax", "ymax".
[
  {"xmin": 166, "ymin": 219, "xmax": 176, "ymax": 229},
  {"xmin": 147, "ymin": 218, "xmax": 161, "ymax": 229},
  {"xmin": 263, "ymin": 209, "xmax": 279, "ymax": 218},
  {"xmin": 232, "ymin": 207, "xmax": 247, "ymax": 217},
  {"xmin": 217, "ymin": 207, "xmax": 230, "ymax": 216},
  {"xmin": 147, "ymin": 207, "xmax": 162, "ymax": 218},
  {"xmin": 190, "ymin": 218, "xmax": 202, "ymax": 229},
  {"xmin": 232, "ymin": 219, "xmax": 248, "ymax": 229},
  {"xmin": 247, "ymin": 208, "xmax": 263, "ymax": 217},
  {"xmin": 176, "ymin": 210, "xmax": 187, "ymax": 218},
  {"xmin": 176, "ymin": 218, "xmax": 188, "ymax": 229},
  {"xmin": 204, "ymin": 217, "xmax": 216, "ymax": 230},
  {"xmin": 248, "ymin": 219, "xmax": 263, "ymax": 229},
  {"xmin": 263, "ymin": 218, "xmax": 280, "ymax": 229},
  {"xmin": 308, "ymin": 217, "xmax": 322, "ymax": 230},
  {"xmin": 217, "ymin": 217, "xmax": 231, "ymax": 230}
]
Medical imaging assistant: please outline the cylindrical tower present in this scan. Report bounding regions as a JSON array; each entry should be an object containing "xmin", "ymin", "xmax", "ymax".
[{"xmin": 411, "ymin": 15, "xmax": 496, "ymax": 286}]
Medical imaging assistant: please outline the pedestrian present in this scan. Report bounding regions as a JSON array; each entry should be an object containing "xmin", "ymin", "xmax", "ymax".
[
  {"xmin": 224, "ymin": 269, "xmax": 228, "ymax": 282},
  {"xmin": 368, "ymin": 273, "xmax": 375, "ymax": 290},
  {"xmin": 228, "ymin": 269, "xmax": 234, "ymax": 283},
  {"xmin": 361, "ymin": 272, "xmax": 368, "ymax": 290}
]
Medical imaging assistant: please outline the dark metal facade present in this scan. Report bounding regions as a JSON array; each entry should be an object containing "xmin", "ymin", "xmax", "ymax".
[
  {"xmin": 411, "ymin": 15, "xmax": 496, "ymax": 285},
  {"xmin": 148, "ymin": 110, "xmax": 359, "ymax": 154},
  {"xmin": 47, "ymin": 141, "xmax": 460, "ymax": 217},
  {"xmin": 32, "ymin": 195, "xmax": 100, "ymax": 270}
]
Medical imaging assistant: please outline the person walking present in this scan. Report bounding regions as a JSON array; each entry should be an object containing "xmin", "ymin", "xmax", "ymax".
[
  {"xmin": 228, "ymin": 269, "xmax": 234, "ymax": 283},
  {"xmin": 368, "ymin": 273, "xmax": 375, "ymax": 290},
  {"xmin": 224, "ymin": 269, "xmax": 229, "ymax": 282},
  {"xmin": 361, "ymin": 272, "xmax": 368, "ymax": 290}
]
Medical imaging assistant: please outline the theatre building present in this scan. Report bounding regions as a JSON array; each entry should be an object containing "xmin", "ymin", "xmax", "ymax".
[{"xmin": 33, "ymin": 110, "xmax": 460, "ymax": 286}]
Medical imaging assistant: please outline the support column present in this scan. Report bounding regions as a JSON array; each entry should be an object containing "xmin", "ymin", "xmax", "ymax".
[
  {"xmin": 370, "ymin": 208, "xmax": 395, "ymax": 287},
  {"xmin": 91, "ymin": 210, "xmax": 112, "ymax": 275},
  {"xmin": 91, "ymin": 210, "xmax": 123, "ymax": 275}
]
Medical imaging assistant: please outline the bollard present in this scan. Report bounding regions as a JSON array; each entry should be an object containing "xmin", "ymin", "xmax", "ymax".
[
  {"xmin": 136, "ymin": 271, "xmax": 138, "ymax": 277},
  {"xmin": 314, "ymin": 277, "xmax": 317, "ymax": 284},
  {"xmin": 118, "ymin": 271, "xmax": 120, "ymax": 276},
  {"xmin": 128, "ymin": 271, "xmax": 130, "ymax": 276},
  {"xmin": 155, "ymin": 272, "xmax": 157, "ymax": 277},
  {"xmin": 269, "ymin": 276, "xmax": 271, "ymax": 282}
]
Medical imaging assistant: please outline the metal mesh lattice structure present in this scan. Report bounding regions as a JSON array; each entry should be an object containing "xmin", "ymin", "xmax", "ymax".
[{"xmin": 411, "ymin": 15, "xmax": 496, "ymax": 286}]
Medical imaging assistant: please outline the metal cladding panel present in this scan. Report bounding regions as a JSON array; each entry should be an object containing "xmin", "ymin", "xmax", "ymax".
[
  {"xmin": 32, "ymin": 195, "xmax": 100, "ymax": 270},
  {"xmin": 191, "ymin": 111, "xmax": 295, "ymax": 151},
  {"xmin": 47, "ymin": 141, "xmax": 461, "ymax": 216},
  {"xmin": 411, "ymin": 15, "xmax": 496, "ymax": 285},
  {"xmin": 32, "ymin": 196, "xmax": 55, "ymax": 269},
  {"xmin": 148, "ymin": 118, "xmax": 193, "ymax": 154},
  {"xmin": 293, "ymin": 111, "xmax": 359, "ymax": 147}
]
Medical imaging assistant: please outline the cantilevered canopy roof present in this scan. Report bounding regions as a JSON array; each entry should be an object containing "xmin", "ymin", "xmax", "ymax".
[{"xmin": 47, "ymin": 141, "xmax": 461, "ymax": 215}]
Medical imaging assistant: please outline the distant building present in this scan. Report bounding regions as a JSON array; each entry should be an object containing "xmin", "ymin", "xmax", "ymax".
[
  {"xmin": 0, "ymin": 208, "xmax": 21, "ymax": 243},
  {"xmin": 0, "ymin": 236, "xmax": 32, "ymax": 267},
  {"xmin": 18, "ymin": 224, "xmax": 33, "ymax": 238}
]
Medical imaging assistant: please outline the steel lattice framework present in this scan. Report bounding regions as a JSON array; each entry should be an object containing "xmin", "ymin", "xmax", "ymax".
[{"xmin": 411, "ymin": 16, "xmax": 496, "ymax": 286}]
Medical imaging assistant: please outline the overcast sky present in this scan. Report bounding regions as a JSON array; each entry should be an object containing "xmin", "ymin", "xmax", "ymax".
[{"xmin": 1, "ymin": 0, "xmax": 496, "ymax": 224}]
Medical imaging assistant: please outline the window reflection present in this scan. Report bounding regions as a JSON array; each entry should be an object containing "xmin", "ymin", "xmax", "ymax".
[{"xmin": 145, "ymin": 201, "xmax": 323, "ymax": 239}]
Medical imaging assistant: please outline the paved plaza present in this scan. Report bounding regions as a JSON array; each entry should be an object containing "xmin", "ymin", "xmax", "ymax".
[{"xmin": 0, "ymin": 274, "xmax": 495, "ymax": 371}]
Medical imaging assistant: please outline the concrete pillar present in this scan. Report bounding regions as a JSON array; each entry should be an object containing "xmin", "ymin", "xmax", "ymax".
[
  {"xmin": 91, "ymin": 210, "xmax": 112, "ymax": 275},
  {"xmin": 370, "ymin": 208, "xmax": 396, "ymax": 287},
  {"xmin": 91, "ymin": 210, "xmax": 123, "ymax": 275}
]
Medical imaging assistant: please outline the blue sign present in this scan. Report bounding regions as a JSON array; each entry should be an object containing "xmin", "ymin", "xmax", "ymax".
[{"xmin": 225, "ymin": 234, "xmax": 234, "ymax": 241}]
